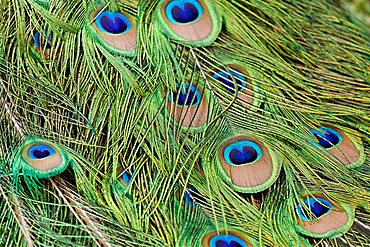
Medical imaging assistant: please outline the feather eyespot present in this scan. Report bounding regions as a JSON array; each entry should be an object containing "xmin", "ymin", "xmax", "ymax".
[
  {"xmin": 202, "ymin": 231, "xmax": 255, "ymax": 247},
  {"xmin": 88, "ymin": 7, "xmax": 137, "ymax": 56},
  {"xmin": 29, "ymin": 144, "xmax": 55, "ymax": 160},
  {"xmin": 30, "ymin": 30, "xmax": 54, "ymax": 60},
  {"xmin": 166, "ymin": 0, "xmax": 203, "ymax": 24},
  {"xmin": 211, "ymin": 64, "xmax": 257, "ymax": 109},
  {"xmin": 212, "ymin": 70, "xmax": 247, "ymax": 95},
  {"xmin": 310, "ymin": 127, "xmax": 342, "ymax": 149},
  {"xmin": 33, "ymin": 31, "xmax": 53, "ymax": 49},
  {"xmin": 210, "ymin": 235, "xmax": 247, "ymax": 247},
  {"xmin": 309, "ymin": 125, "xmax": 365, "ymax": 168},
  {"xmin": 216, "ymin": 136, "xmax": 281, "ymax": 193},
  {"xmin": 96, "ymin": 11, "xmax": 132, "ymax": 34},
  {"xmin": 295, "ymin": 194, "xmax": 355, "ymax": 238},
  {"xmin": 162, "ymin": 81, "xmax": 208, "ymax": 131},
  {"xmin": 297, "ymin": 197, "xmax": 333, "ymax": 221},
  {"xmin": 183, "ymin": 186, "xmax": 202, "ymax": 208},
  {"xmin": 17, "ymin": 137, "xmax": 70, "ymax": 178},
  {"xmin": 119, "ymin": 167, "xmax": 134, "ymax": 186},
  {"xmin": 224, "ymin": 141, "xmax": 262, "ymax": 166},
  {"xmin": 158, "ymin": 0, "xmax": 221, "ymax": 46},
  {"xmin": 169, "ymin": 83, "xmax": 202, "ymax": 107}
]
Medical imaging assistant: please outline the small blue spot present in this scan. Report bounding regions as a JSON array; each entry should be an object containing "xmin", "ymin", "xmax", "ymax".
[
  {"xmin": 96, "ymin": 11, "xmax": 131, "ymax": 34},
  {"xmin": 33, "ymin": 31, "xmax": 53, "ymax": 49},
  {"xmin": 213, "ymin": 70, "xmax": 247, "ymax": 94},
  {"xmin": 168, "ymin": 83, "xmax": 201, "ymax": 107},
  {"xmin": 184, "ymin": 186, "xmax": 199, "ymax": 208},
  {"xmin": 210, "ymin": 234, "xmax": 247, "ymax": 247},
  {"xmin": 29, "ymin": 144, "xmax": 55, "ymax": 160},
  {"xmin": 310, "ymin": 127, "xmax": 342, "ymax": 149},
  {"xmin": 166, "ymin": 0, "xmax": 203, "ymax": 24},
  {"xmin": 224, "ymin": 140, "xmax": 262, "ymax": 166},
  {"xmin": 297, "ymin": 197, "xmax": 333, "ymax": 221},
  {"xmin": 121, "ymin": 167, "xmax": 134, "ymax": 185}
]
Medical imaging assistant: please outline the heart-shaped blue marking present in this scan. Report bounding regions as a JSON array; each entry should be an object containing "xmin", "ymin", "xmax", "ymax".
[
  {"xmin": 224, "ymin": 140, "xmax": 262, "ymax": 166},
  {"xmin": 96, "ymin": 11, "xmax": 131, "ymax": 34},
  {"xmin": 229, "ymin": 146, "xmax": 257, "ymax": 165},
  {"xmin": 29, "ymin": 144, "xmax": 55, "ymax": 160},
  {"xmin": 166, "ymin": 0, "xmax": 203, "ymax": 24}
]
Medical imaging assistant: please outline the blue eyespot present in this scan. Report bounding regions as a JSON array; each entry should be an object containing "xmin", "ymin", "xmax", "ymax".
[
  {"xmin": 184, "ymin": 186, "xmax": 199, "ymax": 208},
  {"xmin": 210, "ymin": 234, "xmax": 247, "ymax": 247},
  {"xmin": 33, "ymin": 31, "xmax": 53, "ymax": 49},
  {"xmin": 224, "ymin": 141, "xmax": 262, "ymax": 166},
  {"xmin": 29, "ymin": 144, "xmax": 55, "ymax": 160},
  {"xmin": 166, "ymin": 0, "xmax": 203, "ymax": 24},
  {"xmin": 297, "ymin": 197, "xmax": 333, "ymax": 221},
  {"xmin": 310, "ymin": 127, "xmax": 342, "ymax": 149},
  {"xmin": 168, "ymin": 83, "xmax": 202, "ymax": 107},
  {"xmin": 96, "ymin": 11, "xmax": 131, "ymax": 34},
  {"xmin": 122, "ymin": 171, "xmax": 131, "ymax": 185},
  {"xmin": 212, "ymin": 70, "xmax": 247, "ymax": 94},
  {"xmin": 121, "ymin": 167, "xmax": 134, "ymax": 185}
]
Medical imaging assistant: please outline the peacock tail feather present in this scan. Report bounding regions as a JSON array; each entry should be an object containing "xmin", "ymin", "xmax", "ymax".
[{"xmin": 0, "ymin": 0, "xmax": 369, "ymax": 246}]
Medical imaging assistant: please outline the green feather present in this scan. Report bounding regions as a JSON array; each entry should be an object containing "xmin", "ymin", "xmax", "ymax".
[{"xmin": 0, "ymin": 0, "xmax": 369, "ymax": 246}]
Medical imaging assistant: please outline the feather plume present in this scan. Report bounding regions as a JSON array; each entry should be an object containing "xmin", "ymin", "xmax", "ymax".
[{"xmin": 1, "ymin": 0, "xmax": 369, "ymax": 246}]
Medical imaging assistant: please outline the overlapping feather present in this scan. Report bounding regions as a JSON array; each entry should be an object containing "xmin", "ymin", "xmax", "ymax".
[{"xmin": 0, "ymin": 0, "xmax": 369, "ymax": 246}]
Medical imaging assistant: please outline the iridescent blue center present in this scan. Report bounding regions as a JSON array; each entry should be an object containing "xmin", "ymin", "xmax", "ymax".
[
  {"xmin": 33, "ymin": 31, "xmax": 53, "ymax": 49},
  {"xmin": 184, "ymin": 186, "xmax": 199, "ymax": 208},
  {"xmin": 310, "ymin": 127, "xmax": 342, "ymax": 149},
  {"xmin": 169, "ymin": 83, "xmax": 201, "ymax": 107},
  {"xmin": 121, "ymin": 167, "xmax": 134, "ymax": 185},
  {"xmin": 166, "ymin": 0, "xmax": 203, "ymax": 24},
  {"xmin": 29, "ymin": 144, "xmax": 55, "ymax": 160},
  {"xmin": 96, "ymin": 11, "xmax": 131, "ymax": 34},
  {"xmin": 297, "ymin": 197, "xmax": 333, "ymax": 221},
  {"xmin": 210, "ymin": 235, "xmax": 247, "ymax": 247},
  {"xmin": 212, "ymin": 70, "xmax": 247, "ymax": 94},
  {"xmin": 122, "ymin": 171, "xmax": 131, "ymax": 185},
  {"xmin": 224, "ymin": 140, "xmax": 262, "ymax": 166}
]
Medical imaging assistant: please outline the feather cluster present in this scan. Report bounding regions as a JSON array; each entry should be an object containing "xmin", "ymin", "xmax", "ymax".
[{"xmin": 0, "ymin": 0, "xmax": 369, "ymax": 246}]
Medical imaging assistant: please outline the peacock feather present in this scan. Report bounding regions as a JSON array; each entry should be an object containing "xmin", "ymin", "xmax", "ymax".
[{"xmin": 0, "ymin": 0, "xmax": 369, "ymax": 246}]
